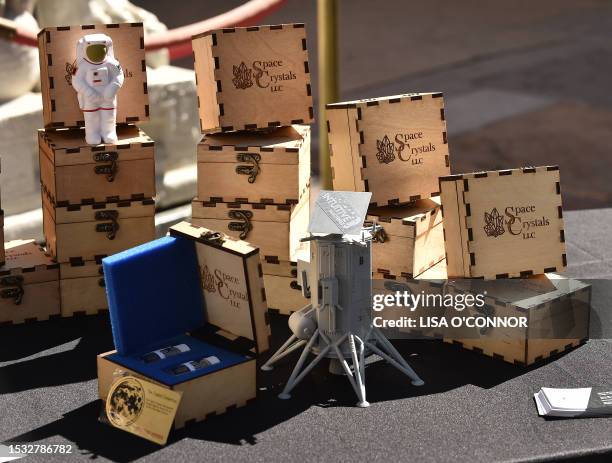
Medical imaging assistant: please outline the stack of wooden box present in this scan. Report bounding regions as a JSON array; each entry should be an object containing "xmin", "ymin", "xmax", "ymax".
[
  {"xmin": 191, "ymin": 24, "xmax": 313, "ymax": 315},
  {"xmin": 37, "ymin": 23, "xmax": 156, "ymax": 317}
]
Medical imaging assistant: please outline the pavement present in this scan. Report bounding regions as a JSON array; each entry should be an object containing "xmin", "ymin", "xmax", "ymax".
[
  {"xmin": 1, "ymin": 207, "xmax": 612, "ymax": 462},
  {"xmin": 135, "ymin": 0, "xmax": 612, "ymax": 210}
]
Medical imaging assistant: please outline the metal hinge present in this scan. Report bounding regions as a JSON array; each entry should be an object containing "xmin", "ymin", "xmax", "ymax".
[
  {"xmin": 0, "ymin": 275, "xmax": 24, "ymax": 305},
  {"xmin": 95, "ymin": 210, "xmax": 119, "ymax": 240},
  {"xmin": 93, "ymin": 151, "xmax": 118, "ymax": 182},
  {"xmin": 235, "ymin": 153, "xmax": 261, "ymax": 183},
  {"xmin": 228, "ymin": 210, "xmax": 253, "ymax": 240}
]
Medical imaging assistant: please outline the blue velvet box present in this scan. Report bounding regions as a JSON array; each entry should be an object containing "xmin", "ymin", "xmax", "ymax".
[{"xmin": 97, "ymin": 221, "xmax": 270, "ymax": 428}]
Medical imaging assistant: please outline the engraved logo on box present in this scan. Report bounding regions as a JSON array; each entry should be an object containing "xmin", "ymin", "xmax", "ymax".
[
  {"xmin": 376, "ymin": 135, "xmax": 395, "ymax": 164},
  {"xmin": 106, "ymin": 377, "xmax": 145, "ymax": 427},
  {"xmin": 232, "ymin": 62, "xmax": 253, "ymax": 89},
  {"xmin": 483, "ymin": 208, "xmax": 505, "ymax": 237},
  {"xmin": 483, "ymin": 206, "xmax": 551, "ymax": 240},
  {"xmin": 375, "ymin": 131, "xmax": 434, "ymax": 165},
  {"xmin": 201, "ymin": 265, "xmax": 248, "ymax": 309},
  {"xmin": 231, "ymin": 60, "xmax": 296, "ymax": 93}
]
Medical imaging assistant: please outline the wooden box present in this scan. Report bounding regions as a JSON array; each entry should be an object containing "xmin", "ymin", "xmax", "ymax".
[
  {"xmin": 192, "ymin": 200, "xmax": 290, "ymax": 262},
  {"xmin": 38, "ymin": 23, "xmax": 149, "ymax": 129},
  {"xmin": 327, "ymin": 93, "xmax": 449, "ymax": 206},
  {"xmin": 444, "ymin": 275, "xmax": 590, "ymax": 366},
  {"xmin": 197, "ymin": 125, "xmax": 310, "ymax": 205},
  {"xmin": 366, "ymin": 198, "xmax": 445, "ymax": 278},
  {"xmin": 440, "ymin": 166, "xmax": 566, "ymax": 278},
  {"xmin": 97, "ymin": 221, "xmax": 269, "ymax": 429},
  {"xmin": 39, "ymin": 125, "xmax": 155, "ymax": 206},
  {"xmin": 262, "ymin": 260, "xmax": 308, "ymax": 315},
  {"xmin": 60, "ymin": 257, "xmax": 107, "ymax": 317},
  {"xmin": 43, "ymin": 197, "xmax": 155, "ymax": 263},
  {"xmin": 0, "ymin": 240, "xmax": 60, "ymax": 325},
  {"xmin": 192, "ymin": 24, "xmax": 313, "ymax": 133}
]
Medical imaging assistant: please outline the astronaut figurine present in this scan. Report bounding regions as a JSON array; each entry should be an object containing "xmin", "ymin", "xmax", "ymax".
[{"xmin": 72, "ymin": 34, "xmax": 124, "ymax": 145}]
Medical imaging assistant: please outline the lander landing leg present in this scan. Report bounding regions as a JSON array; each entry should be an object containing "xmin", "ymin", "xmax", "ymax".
[{"xmin": 261, "ymin": 326, "xmax": 424, "ymax": 407}]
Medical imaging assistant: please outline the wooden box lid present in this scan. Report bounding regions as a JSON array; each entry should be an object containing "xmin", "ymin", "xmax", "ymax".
[
  {"xmin": 169, "ymin": 221, "xmax": 269, "ymax": 354},
  {"xmin": 192, "ymin": 24, "xmax": 313, "ymax": 133},
  {"xmin": 38, "ymin": 125, "xmax": 154, "ymax": 166},
  {"xmin": 192, "ymin": 200, "xmax": 291, "ymax": 222},
  {"xmin": 366, "ymin": 197, "xmax": 442, "ymax": 239},
  {"xmin": 38, "ymin": 23, "xmax": 149, "ymax": 129},
  {"xmin": 197, "ymin": 125, "xmax": 308, "ymax": 164},
  {"xmin": 0, "ymin": 240, "xmax": 59, "ymax": 285},
  {"xmin": 327, "ymin": 93, "xmax": 449, "ymax": 206},
  {"xmin": 44, "ymin": 197, "xmax": 155, "ymax": 224},
  {"xmin": 440, "ymin": 166, "xmax": 566, "ymax": 278}
]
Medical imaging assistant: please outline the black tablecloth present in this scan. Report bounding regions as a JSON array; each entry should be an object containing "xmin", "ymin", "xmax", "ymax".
[{"xmin": 1, "ymin": 209, "xmax": 612, "ymax": 462}]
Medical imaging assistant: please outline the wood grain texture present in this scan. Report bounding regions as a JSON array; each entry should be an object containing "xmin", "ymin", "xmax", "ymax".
[
  {"xmin": 263, "ymin": 272, "xmax": 307, "ymax": 315},
  {"xmin": 191, "ymin": 201, "xmax": 290, "ymax": 261},
  {"xmin": 60, "ymin": 259, "xmax": 107, "ymax": 316},
  {"xmin": 197, "ymin": 125, "xmax": 309, "ymax": 205},
  {"xmin": 169, "ymin": 221, "xmax": 269, "ymax": 353},
  {"xmin": 327, "ymin": 93, "xmax": 449, "ymax": 205},
  {"xmin": 43, "ymin": 198, "xmax": 155, "ymax": 262},
  {"xmin": 440, "ymin": 166, "xmax": 566, "ymax": 278},
  {"xmin": 39, "ymin": 126, "xmax": 155, "ymax": 205},
  {"xmin": 368, "ymin": 198, "xmax": 444, "ymax": 277},
  {"xmin": 0, "ymin": 240, "xmax": 59, "ymax": 324},
  {"xmin": 193, "ymin": 24, "xmax": 313, "ymax": 133}
]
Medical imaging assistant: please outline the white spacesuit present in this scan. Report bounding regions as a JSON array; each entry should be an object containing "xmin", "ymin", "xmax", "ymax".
[{"xmin": 71, "ymin": 34, "xmax": 124, "ymax": 145}]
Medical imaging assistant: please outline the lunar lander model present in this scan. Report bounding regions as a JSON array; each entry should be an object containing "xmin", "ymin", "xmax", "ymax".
[{"xmin": 261, "ymin": 191, "xmax": 424, "ymax": 407}]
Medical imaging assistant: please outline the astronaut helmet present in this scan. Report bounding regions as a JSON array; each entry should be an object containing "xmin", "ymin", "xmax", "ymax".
[{"xmin": 76, "ymin": 34, "xmax": 115, "ymax": 65}]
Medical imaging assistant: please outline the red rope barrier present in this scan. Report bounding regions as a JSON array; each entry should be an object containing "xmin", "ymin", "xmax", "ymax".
[{"xmin": 0, "ymin": 0, "xmax": 288, "ymax": 60}]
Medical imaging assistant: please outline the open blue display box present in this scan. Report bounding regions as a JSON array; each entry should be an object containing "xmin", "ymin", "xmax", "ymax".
[{"xmin": 97, "ymin": 221, "xmax": 270, "ymax": 428}]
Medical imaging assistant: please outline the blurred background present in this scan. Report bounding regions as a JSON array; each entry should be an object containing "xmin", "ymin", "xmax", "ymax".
[{"xmin": 1, "ymin": 0, "xmax": 611, "ymax": 240}]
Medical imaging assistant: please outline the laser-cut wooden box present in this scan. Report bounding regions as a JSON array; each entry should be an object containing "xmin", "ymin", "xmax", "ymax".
[
  {"xmin": 191, "ymin": 200, "xmax": 290, "ymax": 262},
  {"xmin": 192, "ymin": 24, "xmax": 313, "ymax": 133},
  {"xmin": 0, "ymin": 240, "xmax": 60, "ymax": 325},
  {"xmin": 439, "ymin": 166, "xmax": 566, "ymax": 279},
  {"xmin": 39, "ymin": 125, "xmax": 155, "ymax": 206},
  {"xmin": 197, "ymin": 125, "xmax": 310, "ymax": 205},
  {"xmin": 327, "ymin": 93, "xmax": 449, "ymax": 206},
  {"xmin": 366, "ymin": 198, "xmax": 445, "ymax": 279},
  {"xmin": 43, "ymin": 197, "xmax": 155, "ymax": 263}
]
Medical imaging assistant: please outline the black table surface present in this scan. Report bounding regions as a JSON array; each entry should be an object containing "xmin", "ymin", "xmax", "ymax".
[{"xmin": 2, "ymin": 208, "xmax": 612, "ymax": 463}]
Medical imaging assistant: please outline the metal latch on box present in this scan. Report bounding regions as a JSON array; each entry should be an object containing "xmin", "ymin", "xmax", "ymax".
[
  {"xmin": 200, "ymin": 231, "xmax": 225, "ymax": 245},
  {"xmin": 228, "ymin": 210, "xmax": 253, "ymax": 240},
  {"xmin": 364, "ymin": 221, "xmax": 387, "ymax": 243},
  {"xmin": 235, "ymin": 153, "xmax": 261, "ymax": 183},
  {"xmin": 95, "ymin": 210, "xmax": 120, "ymax": 240},
  {"xmin": 0, "ymin": 275, "xmax": 24, "ymax": 305},
  {"xmin": 93, "ymin": 152, "xmax": 118, "ymax": 182}
]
